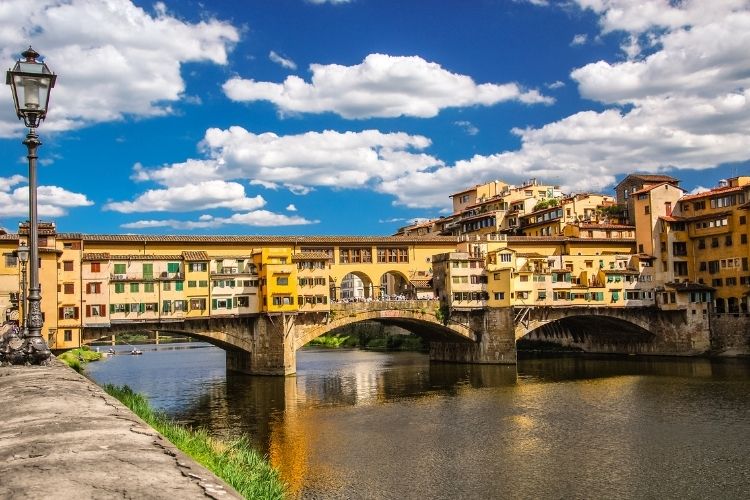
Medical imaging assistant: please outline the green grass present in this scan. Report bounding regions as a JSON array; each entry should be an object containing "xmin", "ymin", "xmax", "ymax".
[
  {"xmin": 307, "ymin": 333, "xmax": 350, "ymax": 348},
  {"xmin": 103, "ymin": 384, "xmax": 285, "ymax": 500},
  {"xmin": 58, "ymin": 346, "xmax": 103, "ymax": 373}
]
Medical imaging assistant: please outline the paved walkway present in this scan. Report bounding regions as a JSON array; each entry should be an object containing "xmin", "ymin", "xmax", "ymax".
[{"xmin": 0, "ymin": 359, "xmax": 242, "ymax": 499}]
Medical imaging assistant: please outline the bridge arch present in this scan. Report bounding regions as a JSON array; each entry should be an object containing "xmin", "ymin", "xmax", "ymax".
[
  {"xmin": 294, "ymin": 306, "xmax": 475, "ymax": 351},
  {"xmin": 332, "ymin": 271, "xmax": 376, "ymax": 301},
  {"xmin": 515, "ymin": 308, "xmax": 658, "ymax": 352},
  {"xmin": 377, "ymin": 269, "xmax": 411, "ymax": 299}
]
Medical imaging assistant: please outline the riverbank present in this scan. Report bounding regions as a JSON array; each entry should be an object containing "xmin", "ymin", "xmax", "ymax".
[{"xmin": 0, "ymin": 359, "xmax": 242, "ymax": 499}]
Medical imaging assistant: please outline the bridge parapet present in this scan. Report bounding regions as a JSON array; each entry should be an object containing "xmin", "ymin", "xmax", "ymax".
[{"xmin": 330, "ymin": 299, "xmax": 439, "ymax": 314}]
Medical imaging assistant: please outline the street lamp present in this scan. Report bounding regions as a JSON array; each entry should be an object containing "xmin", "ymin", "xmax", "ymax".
[
  {"xmin": 16, "ymin": 245, "xmax": 29, "ymax": 335},
  {"xmin": 6, "ymin": 47, "xmax": 55, "ymax": 364}
]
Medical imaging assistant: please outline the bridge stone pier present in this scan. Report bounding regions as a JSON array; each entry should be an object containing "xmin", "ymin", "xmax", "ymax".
[{"xmin": 84, "ymin": 302, "xmax": 711, "ymax": 376}]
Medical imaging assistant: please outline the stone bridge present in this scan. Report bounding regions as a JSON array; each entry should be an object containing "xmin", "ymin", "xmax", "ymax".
[
  {"xmin": 82, "ymin": 302, "xmax": 712, "ymax": 375},
  {"xmin": 513, "ymin": 305, "xmax": 711, "ymax": 355}
]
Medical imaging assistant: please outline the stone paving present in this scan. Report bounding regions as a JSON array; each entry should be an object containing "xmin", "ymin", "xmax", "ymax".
[{"xmin": 0, "ymin": 359, "xmax": 241, "ymax": 499}]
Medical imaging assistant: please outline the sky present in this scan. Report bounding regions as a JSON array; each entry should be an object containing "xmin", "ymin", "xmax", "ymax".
[{"xmin": 1, "ymin": 0, "xmax": 749, "ymax": 236}]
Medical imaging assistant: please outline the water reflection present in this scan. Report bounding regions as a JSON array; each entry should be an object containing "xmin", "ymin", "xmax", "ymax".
[{"xmin": 86, "ymin": 344, "xmax": 750, "ymax": 499}]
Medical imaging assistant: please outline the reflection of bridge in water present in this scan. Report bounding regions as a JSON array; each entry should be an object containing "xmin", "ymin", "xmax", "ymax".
[{"xmin": 84, "ymin": 298, "xmax": 711, "ymax": 375}]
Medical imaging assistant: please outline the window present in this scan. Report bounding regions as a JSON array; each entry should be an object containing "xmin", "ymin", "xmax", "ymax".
[
  {"xmin": 144, "ymin": 283, "xmax": 154, "ymax": 293},
  {"xmin": 708, "ymin": 261, "xmax": 720, "ymax": 273},
  {"xmin": 725, "ymin": 235, "xmax": 733, "ymax": 246},
  {"xmin": 726, "ymin": 277, "xmax": 737, "ymax": 286},
  {"xmin": 537, "ymin": 291, "xmax": 546, "ymax": 300},
  {"xmin": 59, "ymin": 306, "xmax": 79, "ymax": 320},
  {"xmin": 673, "ymin": 262, "xmax": 688, "ymax": 276},
  {"xmin": 63, "ymin": 260, "xmax": 74, "ymax": 271},
  {"xmin": 130, "ymin": 283, "xmax": 139, "ymax": 293},
  {"xmin": 188, "ymin": 280, "xmax": 197, "ymax": 288},
  {"xmin": 114, "ymin": 263, "xmax": 126, "ymax": 275},
  {"xmin": 237, "ymin": 296, "xmax": 250, "ymax": 307},
  {"xmin": 644, "ymin": 205, "xmax": 650, "ymax": 215},
  {"xmin": 712, "ymin": 278, "xmax": 723, "ymax": 287},
  {"xmin": 114, "ymin": 283, "xmax": 125, "ymax": 293},
  {"xmin": 377, "ymin": 247, "xmax": 408, "ymax": 263},
  {"xmin": 742, "ymin": 234, "xmax": 748, "ymax": 244},
  {"xmin": 741, "ymin": 215, "xmax": 747, "ymax": 225},
  {"xmin": 64, "ymin": 283, "xmax": 74, "ymax": 294},
  {"xmin": 499, "ymin": 253, "xmax": 512, "ymax": 263},
  {"xmin": 711, "ymin": 238, "xmax": 719, "ymax": 248},
  {"xmin": 167, "ymin": 262, "xmax": 180, "ymax": 273},
  {"xmin": 199, "ymin": 280, "xmax": 208, "ymax": 287},
  {"xmin": 277, "ymin": 277, "xmax": 289, "ymax": 286},
  {"xmin": 91, "ymin": 262, "xmax": 101, "ymax": 272},
  {"xmin": 189, "ymin": 298, "xmax": 207, "ymax": 310},
  {"xmin": 163, "ymin": 300, "xmax": 172, "ymax": 313},
  {"xmin": 163, "ymin": 282, "xmax": 171, "ymax": 291},
  {"xmin": 272, "ymin": 295, "xmax": 293, "ymax": 306},
  {"xmin": 699, "ymin": 262, "xmax": 707, "ymax": 272},
  {"xmin": 86, "ymin": 282, "xmax": 101, "ymax": 294},
  {"xmin": 188, "ymin": 262, "xmax": 207, "ymax": 272},
  {"xmin": 85, "ymin": 305, "xmax": 106, "ymax": 317},
  {"xmin": 672, "ymin": 242, "xmax": 687, "ymax": 256},
  {"xmin": 64, "ymin": 330, "xmax": 72, "ymax": 342},
  {"xmin": 697, "ymin": 239, "xmax": 705, "ymax": 249},
  {"xmin": 175, "ymin": 281, "xmax": 184, "ymax": 291},
  {"xmin": 143, "ymin": 263, "xmax": 153, "ymax": 279}
]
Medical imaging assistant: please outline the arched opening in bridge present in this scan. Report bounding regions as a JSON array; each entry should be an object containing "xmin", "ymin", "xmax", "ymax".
[
  {"xmin": 379, "ymin": 270, "xmax": 412, "ymax": 300},
  {"xmin": 517, "ymin": 315, "xmax": 656, "ymax": 354},
  {"xmin": 335, "ymin": 272, "xmax": 375, "ymax": 302}
]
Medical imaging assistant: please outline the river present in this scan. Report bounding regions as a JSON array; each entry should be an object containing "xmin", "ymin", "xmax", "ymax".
[{"xmin": 85, "ymin": 344, "xmax": 750, "ymax": 499}]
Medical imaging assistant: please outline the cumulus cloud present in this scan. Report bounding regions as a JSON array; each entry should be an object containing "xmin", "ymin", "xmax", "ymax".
[
  {"xmin": 105, "ymin": 180, "xmax": 265, "ymax": 213},
  {"xmin": 0, "ymin": 175, "xmax": 93, "ymax": 217},
  {"xmin": 547, "ymin": 80, "xmax": 565, "ymax": 89},
  {"xmin": 0, "ymin": 0, "xmax": 239, "ymax": 137},
  {"xmin": 223, "ymin": 53, "xmax": 553, "ymax": 119},
  {"xmin": 269, "ymin": 50, "xmax": 297, "ymax": 70},
  {"xmin": 133, "ymin": 127, "xmax": 441, "ymax": 193},
  {"xmin": 286, "ymin": 204, "xmax": 297, "ymax": 211},
  {"xmin": 121, "ymin": 211, "xmax": 317, "ymax": 229},
  {"xmin": 376, "ymin": 1, "xmax": 750, "ymax": 209}
]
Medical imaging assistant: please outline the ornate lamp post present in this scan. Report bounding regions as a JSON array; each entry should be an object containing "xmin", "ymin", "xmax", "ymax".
[
  {"xmin": 6, "ymin": 47, "xmax": 55, "ymax": 364},
  {"xmin": 16, "ymin": 245, "xmax": 29, "ymax": 335}
]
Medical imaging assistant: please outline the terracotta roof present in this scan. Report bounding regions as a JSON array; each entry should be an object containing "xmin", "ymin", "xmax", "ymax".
[
  {"xmin": 629, "ymin": 182, "xmax": 684, "ymax": 196},
  {"xmin": 182, "ymin": 251, "xmax": 209, "ymax": 261},
  {"xmin": 516, "ymin": 252, "xmax": 546, "ymax": 258},
  {"xmin": 679, "ymin": 184, "xmax": 746, "ymax": 201},
  {"xmin": 292, "ymin": 252, "xmax": 332, "ymax": 261},
  {"xmin": 82, "ymin": 253, "xmax": 110, "ymax": 261},
  {"xmin": 603, "ymin": 269, "xmax": 640, "ymax": 275},
  {"xmin": 54, "ymin": 233, "xmax": 459, "ymax": 245},
  {"xmin": 108, "ymin": 254, "xmax": 183, "ymax": 261},
  {"xmin": 635, "ymin": 253, "xmax": 656, "ymax": 260},
  {"xmin": 675, "ymin": 210, "xmax": 732, "ymax": 223}
]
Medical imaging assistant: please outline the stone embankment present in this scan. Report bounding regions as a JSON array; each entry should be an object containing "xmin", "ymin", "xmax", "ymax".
[{"xmin": 0, "ymin": 359, "xmax": 241, "ymax": 499}]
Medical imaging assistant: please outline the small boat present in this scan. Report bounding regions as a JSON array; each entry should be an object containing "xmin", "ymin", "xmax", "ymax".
[{"xmin": 130, "ymin": 349, "xmax": 143, "ymax": 355}]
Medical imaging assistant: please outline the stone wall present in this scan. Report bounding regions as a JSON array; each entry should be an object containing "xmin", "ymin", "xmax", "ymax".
[
  {"xmin": 430, "ymin": 308, "xmax": 516, "ymax": 365},
  {"xmin": 226, "ymin": 314, "xmax": 296, "ymax": 375},
  {"xmin": 710, "ymin": 313, "xmax": 750, "ymax": 355}
]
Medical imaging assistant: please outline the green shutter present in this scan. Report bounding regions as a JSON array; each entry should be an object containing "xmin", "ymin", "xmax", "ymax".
[
  {"xmin": 552, "ymin": 274, "xmax": 558, "ymax": 283},
  {"xmin": 176, "ymin": 281, "xmax": 183, "ymax": 291},
  {"xmin": 110, "ymin": 304, "xmax": 115, "ymax": 314},
  {"xmin": 168, "ymin": 262, "xmax": 179, "ymax": 273},
  {"xmin": 139, "ymin": 303, "xmax": 145, "ymax": 313},
  {"xmin": 212, "ymin": 299, "xmax": 217, "ymax": 309},
  {"xmin": 143, "ymin": 263, "xmax": 153, "ymax": 279}
]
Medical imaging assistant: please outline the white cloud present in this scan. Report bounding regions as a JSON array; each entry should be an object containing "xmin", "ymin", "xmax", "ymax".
[
  {"xmin": 0, "ymin": 175, "xmax": 93, "ymax": 217},
  {"xmin": 689, "ymin": 186, "xmax": 710, "ymax": 195},
  {"xmin": 121, "ymin": 211, "xmax": 317, "ymax": 229},
  {"xmin": 454, "ymin": 121, "xmax": 479, "ymax": 136},
  {"xmin": 0, "ymin": 0, "xmax": 239, "ymax": 137},
  {"xmin": 377, "ymin": 1, "xmax": 750, "ymax": 209},
  {"xmin": 105, "ymin": 180, "xmax": 265, "ymax": 213},
  {"xmin": 133, "ymin": 127, "xmax": 441, "ymax": 194},
  {"xmin": 547, "ymin": 80, "xmax": 565, "ymax": 89},
  {"xmin": 223, "ymin": 53, "xmax": 553, "ymax": 119},
  {"xmin": 571, "ymin": 33, "xmax": 588, "ymax": 46},
  {"xmin": 286, "ymin": 204, "xmax": 297, "ymax": 211},
  {"xmin": 269, "ymin": 50, "xmax": 297, "ymax": 70}
]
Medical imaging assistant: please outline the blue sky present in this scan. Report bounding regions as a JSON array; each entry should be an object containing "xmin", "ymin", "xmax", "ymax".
[{"xmin": 1, "ymin": 0, "xmax": 749, "ymax": 235}]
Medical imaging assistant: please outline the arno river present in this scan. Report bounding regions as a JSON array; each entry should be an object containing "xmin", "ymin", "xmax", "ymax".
[{"xmin": 86, "ymin": 344, "xmax": 750, "ymax": 499}]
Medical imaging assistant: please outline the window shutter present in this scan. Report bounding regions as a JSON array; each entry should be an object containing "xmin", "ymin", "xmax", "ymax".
[
  {"xmin": 86, "ymin": 305, "xmax": 91, "ymax": 317},
  {"xmin": 74, "ymin": 307, "xmax": 79, "ymax": 319},
  {"xmin": 99, "ymin": 305, "xmax": 106, "ymax": 317},
  {"xmin": 110, "ymin": 304, "xmax": 115, "ymax": 314},
  {"xmin": 139, "ymin": 303, "xmax": 145, "ymax": 313},
  {"xmin": 58, "ymin": 308, "xmax": 64, "ymax": 320},
  {"xmin": 212, "ymin": 299, "xmax": 217, "ymax": 309}
]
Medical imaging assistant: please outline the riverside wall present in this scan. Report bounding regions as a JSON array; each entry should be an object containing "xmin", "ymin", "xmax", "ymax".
[
  {"xmin": 0, "ymin": 359, "xmax": 241, "ymax": 500},
  {"xmin": 710, "ymin": 313, "xmax": 750, "ymax": 356}
]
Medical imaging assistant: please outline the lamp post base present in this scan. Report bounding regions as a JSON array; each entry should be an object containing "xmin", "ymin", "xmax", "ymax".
[{"xmin": 0, "ymin": 324, "xmax": 51, "ymax": 365}]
